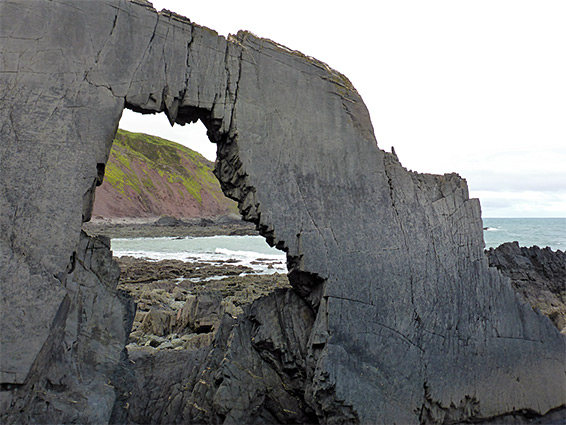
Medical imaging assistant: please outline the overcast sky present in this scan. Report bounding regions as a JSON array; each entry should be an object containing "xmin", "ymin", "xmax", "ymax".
[{"xmin": 120, "ymin": 0, "xmax": 566, "ymax": 218}]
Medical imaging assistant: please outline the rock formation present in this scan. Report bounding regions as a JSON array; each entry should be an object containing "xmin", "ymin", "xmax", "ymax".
[
  {"xmin": 0, "ymin": 232, "xmax": 134, "ymax": 423},
  {"xmin": 486, "ymin": 242, "xmax": 566, "ymax": 334},
  {"xmin": 1, "ymin": 0, "xmax": 564, "ymax": 423}
]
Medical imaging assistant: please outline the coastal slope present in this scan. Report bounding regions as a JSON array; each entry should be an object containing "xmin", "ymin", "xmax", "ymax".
[{"xmin": 92, "ymin": 129, "xmax": 237, "ymax": 219}]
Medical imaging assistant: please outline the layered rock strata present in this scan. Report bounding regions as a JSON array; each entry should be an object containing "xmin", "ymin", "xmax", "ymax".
[{"xmin": 1, "ymin": 0, "xmax": 564, "ymax": 423}]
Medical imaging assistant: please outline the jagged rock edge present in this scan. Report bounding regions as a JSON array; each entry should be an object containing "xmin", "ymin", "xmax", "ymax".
[
  {"xmin": 114, "ymin": 20, "xmax": 352, "ymax": 420},
  {"xmin": 201, "ymin": 33, "xmax": 359, "ymax": 423}
]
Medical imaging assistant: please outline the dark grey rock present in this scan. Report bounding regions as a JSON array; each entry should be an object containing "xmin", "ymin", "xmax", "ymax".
[
  {"xmin": 218, "ymin": 33, "xmax": 566, "ymax": 423},
  {"xmin": 486, "ymin": 242, "xmax": 566, "ymax": 333},
  {"xmin": 125, "ymin": 347, "xmax": 209, "ymax": 425},
  {"xmin": 198, "ymin": 217, "xmax": 215, "ymax": 227},
  {"xmin": 184, "ymin": 289, "xmax": 318, "ymax": 424},
  {"xmin": 1, "ymin": 0, "xmax": 564, "ymax": 423},
  {"xmin": 0, "ymin": 232, "xmax": 134, "ymax": 424},
  {"xmin": 154, "ymin": 216, "xmax": 186, "ymax": 227}
]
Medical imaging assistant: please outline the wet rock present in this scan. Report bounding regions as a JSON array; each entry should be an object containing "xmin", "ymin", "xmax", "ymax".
[
  {"xmin": 116, "ymin": 257, "xmax": 253, "ymax": 285},
  {"xmin": 116, "ymin": 255, "xmax": 291, "ymax": 353},
  {"xmin": 83, "ymin": 218, "xmax": 257, "ymax": 238},
  {"xmin": 198, "ymin": 218, "xmax": 215, "ymax": 227}
]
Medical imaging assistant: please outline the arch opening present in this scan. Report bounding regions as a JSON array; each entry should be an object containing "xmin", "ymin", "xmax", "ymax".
[{"xmin": 82, "ymin": 107, "xmax": 291, "ymax": 355}]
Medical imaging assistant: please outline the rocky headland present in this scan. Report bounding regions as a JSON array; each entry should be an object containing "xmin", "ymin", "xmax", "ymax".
[{"xmin": 1, "ymin": 0, "xmax": 564, "ymax": 423}]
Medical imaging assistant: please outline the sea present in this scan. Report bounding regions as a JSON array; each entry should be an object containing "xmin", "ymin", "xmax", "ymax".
[
  {"xmin": 482, "ymin": 218, "xmax": 565, "ymax": 251},
  {"xmin": 111, "ymin": 218, "xmax": 565, "ymax": 274},
  {"xmin": 111, "ymin": 235, "xmax": 288, "ymax": 275}
]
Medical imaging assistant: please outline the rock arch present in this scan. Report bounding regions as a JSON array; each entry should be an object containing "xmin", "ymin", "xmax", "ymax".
[{"xmin": 1, "ymin": 1, "xmax": 564, "ymax": 423}]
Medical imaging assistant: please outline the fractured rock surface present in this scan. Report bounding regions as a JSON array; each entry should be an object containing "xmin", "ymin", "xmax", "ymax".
[
  {"xmin": 486, "ymin": 242, "xmax": 566, "ymax": 333},
  {"xmin": 0, "ymin": 232, "xmax": 134, "ymax": 423},
  {"xmin": 1, "ymin": 0, "xmax": 564, "ymax": 423}
]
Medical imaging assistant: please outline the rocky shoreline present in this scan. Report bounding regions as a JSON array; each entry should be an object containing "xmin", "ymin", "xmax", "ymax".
[
  {"xmin": 116, "ymin": 256, "xmax": 290, "ymax": 352},
  {"xmin": 83, "ymin": 215, "xmax": 258, "ymax": 238},
  {"xmin": 83, "ymin": 217, "xmax": 566, "ymax": 419},
  {"xmin": 83, "ymin": 214, "xmax": 289, "ymax": 356},
  {"xmin": 62, "ymin": 220, "xmax": 566, "ymax": 424},
  {"xmin": 101, "ymin": 233, "xmax": 566, "ymax": 424},
  {"xmin": 83, "ymin": 217, "xmax": 291, "ymax": 353},
  {"xmin": 486, "ymin": 242, "xmax": 566, "ymax": 334},
  {"xmin": 98, "ymin": 222, "xmax": 565, "ymax": 358},
  {"xmin": 4, "ymin": 1, "xmax": 564, "ymax": 422}
]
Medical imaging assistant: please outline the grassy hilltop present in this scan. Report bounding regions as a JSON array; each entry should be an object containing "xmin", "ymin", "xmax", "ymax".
[{"xmin": 92, "ymin": 129, "xmax": 238, "ymax": 219}]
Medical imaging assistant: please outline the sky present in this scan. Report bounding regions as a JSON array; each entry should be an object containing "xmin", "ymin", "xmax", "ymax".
[{"xmin": 119, "ymin": 0, "xmax": 566, "ymax": 218}]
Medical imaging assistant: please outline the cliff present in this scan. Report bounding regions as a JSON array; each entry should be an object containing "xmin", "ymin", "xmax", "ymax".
[
  {"xmin": 91, "ymin": 129, "xmax": 237, "ymax": 219},
  {"xmin": 1, "ymin": 0, "xmax": 564, "ymax": 423}
]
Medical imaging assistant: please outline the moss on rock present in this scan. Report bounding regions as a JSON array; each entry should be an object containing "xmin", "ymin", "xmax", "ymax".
[{"xmin": 98, "ymin": 129, "xmax": 237, "ymax": 217}]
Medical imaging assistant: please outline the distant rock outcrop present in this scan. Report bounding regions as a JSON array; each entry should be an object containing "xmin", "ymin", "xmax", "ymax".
[
  {"xmin": 486, "ymin": 242, "xmax": 566, "ymax": 333},
  {"xmin": 1, "ymin": 1, "xmax": 564, "ymax": 424},
  {"xmin": 92, "ymin": 129, "xmax": 237, "ymax": 219}
]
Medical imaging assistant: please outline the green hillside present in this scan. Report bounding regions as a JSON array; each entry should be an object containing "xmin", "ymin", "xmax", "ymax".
[{"xmin": 92, "ymin": 129, "xmax": 238, "ymax": 219}]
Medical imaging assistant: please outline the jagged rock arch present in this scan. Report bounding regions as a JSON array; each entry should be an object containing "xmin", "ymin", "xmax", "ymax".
[{"xmin": 1, "ymin": 1, "xmax": 564, "ymax": 423}]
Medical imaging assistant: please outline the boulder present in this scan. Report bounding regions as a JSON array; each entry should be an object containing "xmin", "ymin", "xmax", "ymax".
[
  {"xmin": 176, "ymin": 292, "xmax": 223, "ymax": 334},
  {"xmin": 154, "ymin": 216, "xmax": 186, "ymax": 227},
  {"xmin": 140, "ymin": 308, "xmax": 176, "ymax": 337}
]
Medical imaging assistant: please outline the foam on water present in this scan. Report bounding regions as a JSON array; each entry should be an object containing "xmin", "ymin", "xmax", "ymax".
[{"xmin": 111, "ymin": 235, "xmax": 287, "ymax": 274}]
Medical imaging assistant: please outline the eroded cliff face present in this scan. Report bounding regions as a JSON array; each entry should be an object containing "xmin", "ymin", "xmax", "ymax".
[
  {"xmin": 0, "ymin": 1, "xmax": 564, "ymax": 423},
  {"xmin": 0, "ymin": 232, "xmax": 134, "ymax": 424}
]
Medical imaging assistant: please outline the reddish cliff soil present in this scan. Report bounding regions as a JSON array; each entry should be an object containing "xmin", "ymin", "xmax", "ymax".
[{"xmin": 92, "ymin": 129, "xmax": 238, "ymax": 219}]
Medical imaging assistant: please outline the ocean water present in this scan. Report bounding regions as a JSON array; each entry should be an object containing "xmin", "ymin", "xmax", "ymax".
[
  {"xmin": 111, "ymin": 219, "xmax": 565, "ymax": 275},
  {"xmin": 111, "ymin": 235, "xmax": 287, "ymax": 275},
  {"xmin": 482, "ymin": 218, "xmax": 565, "ymax": 251}
]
